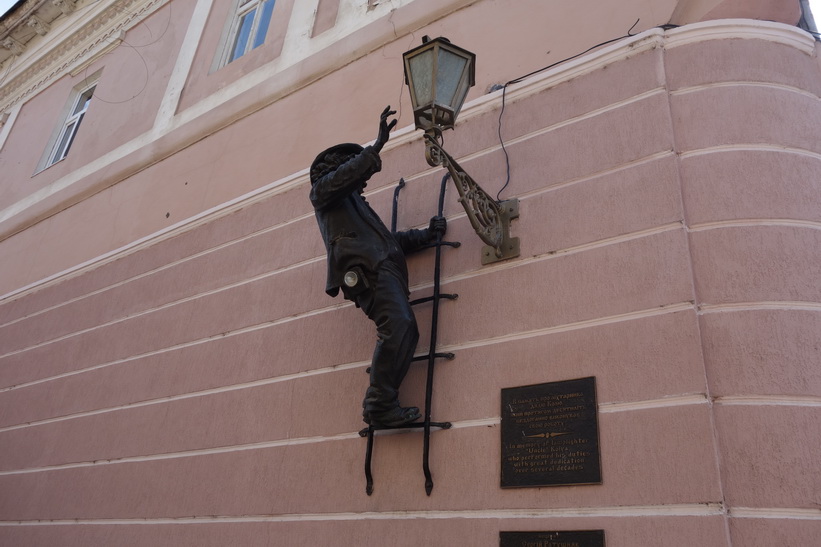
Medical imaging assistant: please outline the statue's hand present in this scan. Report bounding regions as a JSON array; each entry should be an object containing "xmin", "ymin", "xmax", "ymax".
[
  {"xmin": 373, "ymin": 105, "xmax": 397, "ymax": 153},
  {"xmin": 428, "ymin": 216, "xmax": 447, "ymax": 240}
]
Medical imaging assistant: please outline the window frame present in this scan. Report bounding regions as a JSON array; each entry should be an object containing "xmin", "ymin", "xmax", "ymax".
[
  {"xmin": 218, "ymin": 0, "xmax": 276, "ymax": 68},
  {"xmin": 37, "ymin": 76, "xmax": 99, "ymax": 172},
  {"xmin": 49, "ymin": 84, "xmax": 96, "ymax": 166}
]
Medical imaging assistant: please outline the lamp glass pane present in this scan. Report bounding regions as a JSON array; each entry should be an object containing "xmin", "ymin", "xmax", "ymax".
[
  {"xmin": 435, "ymin": 48, "xmax": 468, "ymax": 108},
  {"xmin": 452, "ymin": 72, "xmax": 470, "ymax": 115},
  {"xmin": 407, "ymin": 48, "xmax": 434, "ymax": 108}
]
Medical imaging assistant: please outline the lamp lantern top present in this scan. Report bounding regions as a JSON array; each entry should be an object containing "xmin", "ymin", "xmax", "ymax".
[{"xmin": 402, "ymin": 36, "xmax": 476, "ymax": 132}]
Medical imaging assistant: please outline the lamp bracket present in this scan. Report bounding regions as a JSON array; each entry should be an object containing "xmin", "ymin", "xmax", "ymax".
[{"xmin": 424, "ymin": 132, "xmax": 520, "ymax": 264}]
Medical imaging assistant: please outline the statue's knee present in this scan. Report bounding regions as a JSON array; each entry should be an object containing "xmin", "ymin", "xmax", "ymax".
[{"xmin": 384, "ymin": 309, "xmax": 417, "ymax": 339}]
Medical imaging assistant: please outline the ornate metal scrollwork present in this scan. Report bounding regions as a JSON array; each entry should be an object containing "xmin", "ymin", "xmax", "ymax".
[{"xmin": 424, "ymin": 133, "xmax": 520, "ymax": 264}]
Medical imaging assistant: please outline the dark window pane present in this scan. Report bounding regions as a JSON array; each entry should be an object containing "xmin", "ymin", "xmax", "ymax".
[
  {"xmin": 53, "ymin": 120, "xmax": 77, "ymax": 162},
  {"xmin": 73, "ymin": 86, "xmax": 96, "ymax": 115},
  {"xmin": 63, "ymin": 113, "xmax": 84, "ymax": 158}
]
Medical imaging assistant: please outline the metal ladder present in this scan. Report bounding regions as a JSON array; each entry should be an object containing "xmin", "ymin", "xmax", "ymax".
[{"xmin": 358, "ymin": 174, "xmax": 459, "ymax": 495}]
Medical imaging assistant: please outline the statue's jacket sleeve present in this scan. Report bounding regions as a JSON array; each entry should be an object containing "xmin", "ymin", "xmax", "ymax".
[{"xmin": 310, "ymin": 147, "xmax": 413, "ymax": 297}]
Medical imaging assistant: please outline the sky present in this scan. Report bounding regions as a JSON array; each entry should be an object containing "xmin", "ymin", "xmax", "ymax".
[
  {"xmin": 0, "ymin": 0, "xmax": 820, "ymax": 34},
  {"xmin": 0, "ymin": 0, "xmax": 17, "ymax": 18}
]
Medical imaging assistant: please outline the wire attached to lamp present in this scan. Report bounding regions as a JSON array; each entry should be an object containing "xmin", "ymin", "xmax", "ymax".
[{"xmin": 495, "ymin": 18, "xmax": 643, "ymax": 202}]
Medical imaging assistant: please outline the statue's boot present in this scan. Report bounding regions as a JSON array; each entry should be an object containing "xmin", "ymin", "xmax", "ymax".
[{"xmin": 363, "ymin": 405, "xmax": 421, "ymax": 427}]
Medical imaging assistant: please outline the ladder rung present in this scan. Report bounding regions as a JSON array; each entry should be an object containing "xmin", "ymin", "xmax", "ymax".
[
  {"xmin": 417, "ymin": 240, "xmax": 461, "ymax": 251},
  {"xmin": 365, "ymin": 351, "xmax": 454, "ymax": 374},
  {"xmin": 359, "ymin": 421, "xmax": 452, "ymax": 437},
  {"xmin": 412, "ymin": 352, "xmax": 455, "ymax": 362},
  {"xmin": 410, "ymin": 293, "xmax": 458, "ymax": 306}
]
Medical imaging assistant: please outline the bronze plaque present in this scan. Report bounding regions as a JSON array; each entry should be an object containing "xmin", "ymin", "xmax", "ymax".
[
  {"xmin": 500, "ymin": 530, "xmax": 605, "ymax": 547},
  {"xmin": 501, "ymin": 376, "xmax": 601, "ymax": 488}
]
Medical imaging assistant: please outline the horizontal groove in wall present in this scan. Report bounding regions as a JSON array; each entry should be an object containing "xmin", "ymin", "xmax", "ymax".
[
  {"xmin": 0, "ymin": 0, "xmax": 467, "ymax": 231},
  {"xmin": 0, "ymin": 209, "xmax": 319, "ymax": 331},
  {"xmin": 0, "ymin": 176, "xmax": 409, "ymax": 332},
  {"xmin": 394, "ymin": 91, "xmax": 668, "ymax": 191},
  {"xmin": 468, "ymin": 88, "xmax": 665, "ymax": 159},
  {"xmin": 715, "ymin": 395, "xmax": 821, "ymax": 407},
  {"xmin": 0, "ymin": 84, "xmax": 668, "ymax": 314},
  {"xmin": 0, "ymin": 254, "xmax": 326, "ymax": 360},
  {"xmin": 0, "ymin": 302, "xmax": 696, "ymax": 431},
  {"xmin": 436, "ymin": 223, "xmax": 683, "ymax": 289},
  {"xmin": 678, "ymin": 144, "xmax": 821, "ymax": 161},
  {"xmin": 0, "ymin": 147, "xmax": 677, "ymax": 368},
  {"xmin": 0, "ymin": 357, "xmax": 368, "ymax": 433},
  {"xmin": 3, "ymin": 19, "xmax": 806, "ymax": 246},
  {"xmin": 0, "ymin": 300, "xmax": 355, "ymax": 394},
  {"xmin": 0, "ymin": 503, "xmax": 727, "ymax": 525},
  {"xmin": 0, "ymin": 148, "xmax": 676, "ymax": 347},
  {"xmin": 599, "ymin": 394, "xmax": 708, "ymax": 413},
  {"xmin": 5, "ymin": 295, "xmax": 816, "ymax": 401},
  {"xmin": 688, "ymin": 219, "xmax": 821, "ymax": 233},
  {"xmin": 728, "ymin": 507, "xmax": 821, "ymax": 520},
  {"xmin": 7, "ymin": 302, "xmax": 820, "ymax": 431},
  {"xmin": 670, "ymin": 81, "xmax": 820, "ymax": 100},
  {"xmin": 1, "ymin": 20, "xmax": 813, "ymax": 306},
  {"xmin": 513, "ymin": 151, "xmax": 675, "ymax": 200},
  {"xmin": 446, "ymin": 302, "xmax": 693, "ymax": 353},
  {"xmin": 0, "ymin": 220, "xmax": 684, "ymax": 382},
  {"xmin": 3, "ymin": 162, "xmax": 312, "ymax": 303},
  {"xmin": 698, "ymin": 302, "xmax": 821, "ymax": 314},
  {"xmin": 0, "ymin": 393, "xmax": 711, "ymax": 474},
  {"xmin": 0, "ymin": 390, "xmax": 813, "ymax": 476},
  {"xmin": 0, "ymin": 145, "xmax": 677, "ymax": 348},
  {"xmin": 0, "ymin": 429, "xmax": 363, "ymax": 476}
]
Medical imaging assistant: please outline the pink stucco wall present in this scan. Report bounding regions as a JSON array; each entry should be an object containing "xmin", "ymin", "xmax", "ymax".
[
  {"xmin": 0, "ymin": 0, "xmax": 196, "ymax": 206},
  {"xmin": 0, "ymin": 0, "xmax": 819, "ymax": 544},
  {"xmin": 673, "ymin": 0, "xmax": 802, "ymax": 24},
  {"xmin": 0, "ymin": 0, "xmax": 688, "ymax": 292}
]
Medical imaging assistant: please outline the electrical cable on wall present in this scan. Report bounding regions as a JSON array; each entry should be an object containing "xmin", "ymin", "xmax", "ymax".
[
  {"xmin": 1, "ymin": 0, "xmax": 172, "ymax": 108},
  {"xmin": 494, "ymin": 18, "xmax": 646, "ymax": 202},
  {"xmin": 83, "ymin": 38, "xmax": 150, "ymax": 104},
  {"xmin": 1, "ymin": 0, "xmax": 104, "ymax": 92},
  {"xmin": 81, "ymin": 0, "xmax": 172, "ymax": 104},
  {"xmin": 122, "ymin": 0, "xmax": 173, "ymax": 48}
]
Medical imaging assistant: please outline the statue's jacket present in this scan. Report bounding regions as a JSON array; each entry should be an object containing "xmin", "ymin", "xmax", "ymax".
[{"xmin": 310, "ymin": 146, "xmax": 430, "ymax": 297}]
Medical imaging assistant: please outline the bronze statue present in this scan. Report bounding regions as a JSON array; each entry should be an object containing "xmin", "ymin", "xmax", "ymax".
[{"xmin": 310, "ymin": 106, "xmax": 446, "ymax": 427}]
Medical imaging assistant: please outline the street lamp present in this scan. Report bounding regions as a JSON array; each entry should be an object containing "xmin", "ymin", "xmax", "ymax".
[
  {"xmin": 403, "ymin": 37, "xmax": 519, "ymax": 264},
  {"xmin": 403, "ymin": 36, "xmax": 475, "ymax": 135}
]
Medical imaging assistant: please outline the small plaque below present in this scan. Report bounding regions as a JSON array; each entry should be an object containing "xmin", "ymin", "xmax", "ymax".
[
  {"xmin": 500, "ymin": 530, "xmax": 605, "ymax": 547},
  {"xmin": 501, "ymin": 376, "xmax": 601, "ymax": 488}
]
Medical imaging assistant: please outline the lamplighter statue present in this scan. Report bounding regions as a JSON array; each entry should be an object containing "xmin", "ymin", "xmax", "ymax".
[{"xmin": 310, "ymin": 106, "xmax": 446, "ymax": 428}]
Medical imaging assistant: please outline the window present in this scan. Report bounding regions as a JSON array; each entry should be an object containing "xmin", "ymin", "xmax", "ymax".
[
  {"xmin": 224, "ymin": 0, "xmax": 275, "ymax": 65},
  {"xmin": 46, "ymin": 81, "xmax": 96, "ymax": 167}
]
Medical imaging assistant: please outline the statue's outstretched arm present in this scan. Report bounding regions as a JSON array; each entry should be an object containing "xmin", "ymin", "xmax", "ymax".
[{"xmin": 310, "ymin": 148, "xmax": 382, "ymax": 210}]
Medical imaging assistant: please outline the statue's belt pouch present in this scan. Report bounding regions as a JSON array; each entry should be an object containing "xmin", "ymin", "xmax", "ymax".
[{"xmin": 342, "ymin": 266, "xmax": 370, "ymax": 297}]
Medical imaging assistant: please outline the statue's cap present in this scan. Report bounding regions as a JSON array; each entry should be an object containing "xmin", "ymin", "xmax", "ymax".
[{"xmin": 310, "ymin": 143, "xmax": 364, "ymax": 182}]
